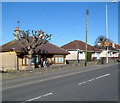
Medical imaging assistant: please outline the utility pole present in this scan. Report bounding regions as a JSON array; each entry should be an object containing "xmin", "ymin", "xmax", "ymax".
[
  {"xmin": 85, "ymin": 9, "xmax": 89, "ymax": 66},
  {"xmin": 106, "ymin": 4, "xmax": 109, "ymax": 64}
]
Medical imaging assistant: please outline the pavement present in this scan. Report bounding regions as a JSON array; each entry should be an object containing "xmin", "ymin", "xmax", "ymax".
[
  {"xmin": 2, "ymin": 62, "xmax": 119, "ymax": 89},
  {"xmin": 2, "ymin": 62, "xmax": 119, "ymax": 102}
]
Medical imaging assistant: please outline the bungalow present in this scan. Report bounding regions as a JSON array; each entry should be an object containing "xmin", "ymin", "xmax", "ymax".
[
  {"xmin": 0, "ymin": 40, "xmax": 69, "ymax": 71},
  {"xmin": 94, "ymin": 42, "xmax": 120, "ymax": 60},
  {"xmin": 61, "ymin": 40, "xmax": 101, "ymax": 62}
]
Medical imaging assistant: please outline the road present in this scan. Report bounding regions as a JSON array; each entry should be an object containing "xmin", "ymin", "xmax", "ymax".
[{"xmin": 2, "ymin": 63, "xmax": 119, "ymax": 102}]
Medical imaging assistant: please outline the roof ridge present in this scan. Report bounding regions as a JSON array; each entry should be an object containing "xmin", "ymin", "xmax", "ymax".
[
  {"xmin": 46, "ymin": 42, "xmax": 69, "ymax": 53},
  {"xmin": 61, "ymin": 40, "xmax": 101, "ymax": 52},
  {"xmin": 74, "ymin": 40, "xmax": 79, "ymax": 49},
  {"xmin": 1, "ymin": 40, "xmax": 69, "ymax": 54},
  {"xmin": 1, "ymin": 40, "xmax": 16, "ymax": 48},
  {"xmin": 61, "ymin": 40, "xmax": 75, "ymax": 48}
]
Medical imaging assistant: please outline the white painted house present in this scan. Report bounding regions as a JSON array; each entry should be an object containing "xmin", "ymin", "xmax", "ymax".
[
  {"xmin": 61, "ymin": 40, "xmax": 101, "ymax": 61},
  {"xmin": 94, "ymin": 42, "xmax": 120, "ymax": 59}
]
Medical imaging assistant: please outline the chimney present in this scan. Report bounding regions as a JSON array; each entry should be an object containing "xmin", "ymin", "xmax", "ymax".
[
  {"xmin": 112, "ymin": 42, "xmax": 115, "ymax": 48},
  {"xmin": 16, "ymin": 27, "xmax": 19, "ymax": 30},
  {"xmin": 14, "ymin": 27, "xmax": 20, "ymax": 40}
]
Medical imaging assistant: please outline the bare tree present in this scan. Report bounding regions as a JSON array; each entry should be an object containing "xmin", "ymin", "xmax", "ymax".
[
  {"xmin": 14, "ymin": 29, "xmax": 51, "ymax": 69},
  {"xmin": 94, "ymin": 35, "xmax": 113, "ymax": 47}
]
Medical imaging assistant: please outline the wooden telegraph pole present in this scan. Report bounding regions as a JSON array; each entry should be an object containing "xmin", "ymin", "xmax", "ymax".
[{"xmin": 85, "ymin": 9, "xmax": 89, "ymax": 66}]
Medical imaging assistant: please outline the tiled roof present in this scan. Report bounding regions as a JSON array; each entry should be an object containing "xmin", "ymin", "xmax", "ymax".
[
  {"xmin": 1, "ymin": 40, "xmax": 69, "ymax": 54},
  {"xmin": 61, "ymin": 40, "xmax": 101, "ymax": 52},
  {"xmin": 1, "ymin": 41, "xmax": 24, "ymax": 52},
  {"xmin": 35, "ymin": 43, "xmax": 69, "ymax": 54},
  {"xmin": 94, "ymin": 43, "xmax": 120, "ymax": 51},
  {"xmin": 115, "ymin": 44, "xmax": 120, "ymax": 49}
]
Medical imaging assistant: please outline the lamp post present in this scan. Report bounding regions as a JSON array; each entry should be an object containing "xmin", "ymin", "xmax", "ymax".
[
  {"xmin": 106, "ymin": 3, "xmax": 109, "ymax": 64},
  {"xmin": 105, "ymin": 1, "xmax": 117, "ymax": 64}
]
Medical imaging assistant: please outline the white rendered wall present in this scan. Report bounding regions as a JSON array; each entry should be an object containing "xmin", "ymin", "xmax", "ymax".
[
  {"xmin": 92, "ymin": 53, "xmax": 100, "ymax": 59},
  {"xmin": 66, "ymin": 50, "xmax": 85, "ymax": 60},
  {"xmin": 100, "ymin": 50, "xmax": 119, "ymax": 58}
]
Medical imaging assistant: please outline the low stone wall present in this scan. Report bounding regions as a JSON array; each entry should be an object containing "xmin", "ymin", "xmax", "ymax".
[
  {"xmin": 2, "ymin": 61, "xmax": 97, "ymax": 73},
  {"xmin": 2, "ymin": 61, "xmax": 98, "ymax": 80}
]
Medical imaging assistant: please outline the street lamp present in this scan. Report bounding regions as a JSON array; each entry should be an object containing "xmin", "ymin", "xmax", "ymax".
[{"xmin": 106, "ymin": 1, "xmax": 117, "ymax": 63}]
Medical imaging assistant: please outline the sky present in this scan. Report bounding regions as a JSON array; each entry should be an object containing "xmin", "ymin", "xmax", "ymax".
[{"xmin": 2, "ymin": 1, "xmax": 119, "ymax": 47}]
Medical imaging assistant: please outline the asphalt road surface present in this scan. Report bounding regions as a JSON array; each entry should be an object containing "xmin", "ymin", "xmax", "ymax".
[{"xmin": 2, "ymin": 63, "xmax": 119, "ymax": 102}]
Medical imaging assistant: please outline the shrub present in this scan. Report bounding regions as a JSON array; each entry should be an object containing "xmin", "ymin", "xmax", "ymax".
[{"xmin": 87, "ymin": 52, "xmax": 92, "ymax": 61}]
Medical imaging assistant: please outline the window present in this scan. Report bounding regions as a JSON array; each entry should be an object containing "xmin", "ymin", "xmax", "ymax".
[
  {"xmin": 22, "ymin": 55, "xmax": 39, "ymax": 66},
  {"xmin": 55, "ymin": 56, "xmax": 64, "ymax": 64},
  {"xmin": 22, "ymin": 57, "xmax": 26, "ymax": 65},
  {"xmin": 26, "ymin": 57, "xmax": 35, "ymax": 65}
]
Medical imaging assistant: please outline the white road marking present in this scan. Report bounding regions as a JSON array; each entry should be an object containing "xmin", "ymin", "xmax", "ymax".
[
  {"xmin": 78, "ymin": 81, "xmax": 87, "ymax": 85},
  {"xmin": 26, "ymin": 92, "xmax": 52, "ymax": 101},
  {"xmin": 43, "ymin": 92, "xmax": 53, "ymax": 97},
  {"xmin": 78, "ymin": 73, "xmax": 110, "ymax": 86},
  {"xmin": 88, "ymin": 78, "xmax": 95, "ymax": 82},
  {"xmin": 82, "ymin": 81, "xmax": 87, "ymax": 83},
  {"xmin": 27, "ymin": 96, "xmax": 42, "ymax": 101},
  {"xmin": 95, "ymin": 73, "xmax": 110, "ymax": 79},
  {"xmin": 78, "ymin": 83, "xmax": 83, "ymax": 85}
]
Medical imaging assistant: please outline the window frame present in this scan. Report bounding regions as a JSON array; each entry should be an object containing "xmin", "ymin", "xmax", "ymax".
[
  {"xmin": 22, "ymin": 55, "xmax": 39, "ymax": 66},
  {"xmin": 53, "ymin": 55, "xmax": 65, "ymax": 64}
]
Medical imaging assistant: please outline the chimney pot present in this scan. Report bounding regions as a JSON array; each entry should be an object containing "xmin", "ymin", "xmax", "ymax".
[{"xmin": 16, "ymin": 27, "xmax": 19, "ymax": 30}]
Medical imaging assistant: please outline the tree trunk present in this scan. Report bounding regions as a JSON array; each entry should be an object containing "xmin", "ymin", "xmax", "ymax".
[
  {"xmin": 34, "ymin": 56, "xmax": 39, "ymax": 68},
  {"xmin": 28, "ymin": 50, "xmax": 33, "ymax": 69}
]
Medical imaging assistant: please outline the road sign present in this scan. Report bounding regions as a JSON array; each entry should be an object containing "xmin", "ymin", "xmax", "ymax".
[{"xmin": 104, "ymin": 41, "xmax": 110, "ymax": 47}]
